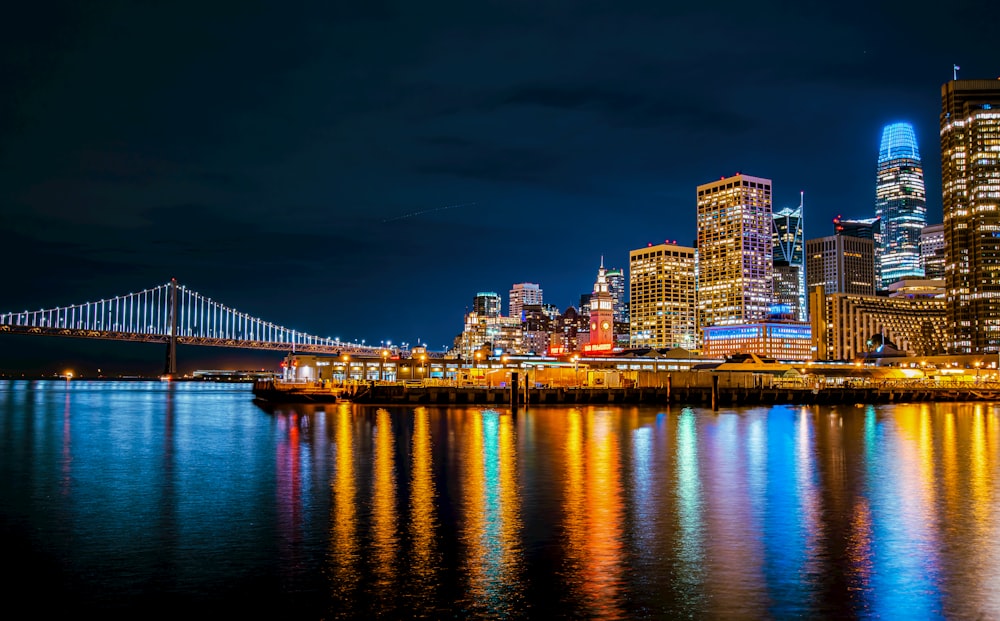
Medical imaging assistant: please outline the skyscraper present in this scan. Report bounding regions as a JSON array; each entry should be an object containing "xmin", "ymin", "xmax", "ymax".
[
  {"xmin": 508, "ymin": 283, "xmax": 542, "ymax": 321},
  {"xmin": 875, "ymin": 122, "xmax": 927, "ymax": 288},
  {"xmin": 629, "ymin": 242, "xmax": 697, "ymax": 350},
  {"xmin": 472, "ymin": 292, "xmax": 501, "ymax": 318},
  {"xmin": 920, "ymin": 223, "xmax": 945, "ymax": 280},
  {"xmin": 806, "ymin": 234, "xmax": 876, "ymax": 296},
  {"xmin": 583, "ymin": 260, "xmax": 615, "ymax": 353},
  {"xmin": 696, "ymin": 173, "xmax": 773, "ymax": 338},
  {"xmin": 772, "ymin": 192, "xmax": 805, "ymax": 321},
  {"xmin": 941, "ymin": 78, "xmax": 1000, "ymax": 353}
]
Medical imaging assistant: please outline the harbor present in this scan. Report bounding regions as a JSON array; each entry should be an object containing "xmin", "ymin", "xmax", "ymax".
[{"xmin": 252, "ymin": 374, "xmax": 1000, "ymax": 407}]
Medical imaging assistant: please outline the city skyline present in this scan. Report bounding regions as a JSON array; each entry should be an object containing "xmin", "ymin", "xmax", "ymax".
[{"xmin": 1, "ymin": 1, "xmax": 995, "ymax": 372}]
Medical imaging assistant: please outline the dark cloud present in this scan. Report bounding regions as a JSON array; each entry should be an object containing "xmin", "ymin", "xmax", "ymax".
[{"xmin": 0, "ymin": 0, "xmax": 995, "ymax": 372}]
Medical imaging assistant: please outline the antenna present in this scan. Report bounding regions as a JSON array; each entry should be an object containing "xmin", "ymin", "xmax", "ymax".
[{"xmin": 954, "ymin": 64, "xmax": 960, "ymax": 81}]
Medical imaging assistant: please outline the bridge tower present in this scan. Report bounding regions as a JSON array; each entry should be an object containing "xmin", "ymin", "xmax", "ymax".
[{"xmin": 164, "ymin": 278, "xmax": 178, "ymax": 376}]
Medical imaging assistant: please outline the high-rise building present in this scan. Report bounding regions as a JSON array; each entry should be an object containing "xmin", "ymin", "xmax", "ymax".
[
  {"xmin": 472, "ymin": 292, "xmax": 501, "ymax": 318},
  {"xmin": 696, "ymin": 174, "xmax": 774, "ymax": 337},
  {"xmin": 834, "ymin": 215, "xmax": 880, "ymax": 241},
  {"xmin": 772, "ymin": 193, "xmax": 806, "ymax": 321},
  {"xmin": 941, "ymin": 78, "xmax": 1000, "ymax": 354},
  {"xmin": 920, "ymin": 223, "xmax": 945, "ymax": 280},
  {"xmin": 508, "ymin": 283, "xmax": 542, "ymax": 322},
  {"xmin": 604, "ymin": 267, "xmax": 628, "ymax": 324},
  {"xmin": 629, "ymin": 242, "xmax": 697, "ymax": 350},
  {"xmin": 876, "ymin": 122, "xmax": 927, "ymax": 288},
  {"xmin": 806, "ymin": 235, "xmax": 876, "ymax": 296}
]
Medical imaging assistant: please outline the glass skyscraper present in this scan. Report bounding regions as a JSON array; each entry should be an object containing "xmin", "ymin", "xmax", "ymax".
[
  {"xmin": 875, "ymin": 122, "xmax": 927, "ymax": 288},
  {"xmin": 772, "ymin": 192, "xmax": 805, "ymax": 320}
]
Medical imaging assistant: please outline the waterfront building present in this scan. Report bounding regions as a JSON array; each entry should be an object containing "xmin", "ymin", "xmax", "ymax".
[
  {"xmin": 920, "ymin": 223, "xmax": 946, "ymax": 280},
  {"xmin": 875, "ymin": 122, "xmax": 928, "ymax": 289},
  {"xmin": 701, "ymin": 320, "xmax": 812, "ymax": 361},
  {"xmin": 772, "ymin": 195, "xmax": 806, "ymax": 321},
  {"xmin": 458, "ymin": 311, "xmax": 524, "ymax": 359},
  {"xmin": 696, "ymin": 173, "xmax": 774, "ymax": 338},
  {"xmin": 582, "ymin": 259, "xmax": 616, "ymax": 354},
  {"xmin": 809, "ymin": 284, "xmax": 947, "ymax": 361},
  {"xmin": 472, "ymin": 291, "xmax": 501, "ymax": 318},
  {"xmin": 628, "ymin": 242, "xmax": 697, "ymax": 350},
  {"xmin": 941, "ymin": 78, "xmax": 1000, "ymax": 354},
  {"xmin": 509, "ymin": 282, "xmax": 542, "ymax": 322},
  {"xmin": 806, "ymin": 234, "xmax": 876, "ymax": 296}
]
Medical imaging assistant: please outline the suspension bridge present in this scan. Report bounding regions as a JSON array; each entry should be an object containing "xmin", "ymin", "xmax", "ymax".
[{"xmin": 0, "ymin": 279, "xmax": 390, "ymax": 375}]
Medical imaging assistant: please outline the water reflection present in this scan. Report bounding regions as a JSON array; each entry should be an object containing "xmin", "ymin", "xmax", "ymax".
[
  {"xmin": 370, "ymin": 408, "xmax": 399, "ymax": 614},
  {"xmin": 561, "ymin": 408, "xmax": 626, "ymax": 618},
  {"xmin": 328, "ymin": 404, "xmax": 360, "ymax": 616},
  {"xmin": 406, "ymin": 407, "xmax": 440, "ymax": 615},
  {"xmin": 459, "ymin": 409, "xmax": 523, "ymax": 618},
  {"xmin": 4, "ymin": 382, "xmax": 1000, "ymax": 618}
]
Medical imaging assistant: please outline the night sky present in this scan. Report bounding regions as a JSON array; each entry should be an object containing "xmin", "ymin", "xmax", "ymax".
[{"xmin": 1, "ymin": 1, "xmax": 996, "ymax": 374}]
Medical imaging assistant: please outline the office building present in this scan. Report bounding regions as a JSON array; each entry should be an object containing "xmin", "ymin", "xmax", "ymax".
[
  {"xmin": 941, "ymin": 78, "xmax": 1000, "ymax": 353},
  {"xmin": 509, "ymin": 283, "xmax": 542, "ymax": 322},
  {"xmin": 834, "ymin": 215, "xmax": 879, "ymax": 241},
  {"xmin": 876, "ymin": 122, "xmax": 928, "ymax": 288},
  {"xmin": 806, "ymin": 234, "xmax": 876, "ymax": 296},
  {"xmin": 772, "ymin": 193, "xmax": 806, "ymax": 320},
  {"xmin": 696, "ymin": 174, "xmax": 774, "ymax": 337},
  {"xmin": 472, "ymin": 292, "xmax": 501, "ymax": 318},
  {"xmin": 920, "ymin": 223, "xmax": 945, "ymax": 280},
  {"xmin": 604, "ymin": 267, "xmax": 628, "ymax": 324},
  {"xmin": 629, "ymin": 242, "xmax": 697, "ymax": 350}
]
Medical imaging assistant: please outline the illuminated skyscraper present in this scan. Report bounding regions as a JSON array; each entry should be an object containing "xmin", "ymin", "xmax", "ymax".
[
  {"xmin": 941, "ymin": 78, "xmax": 1000, "ymax": 353},
  {"xmin": 876, "ymin": 122, "xmax": 927, "ymax": 288},
  {"xmin": 696, "ymin": 174, "xmax": 773, "ymax": 338},
  {"xmin": 629, "ymin": 242, "xmax": 697, "ymax": 350},
  {"xmin": 472, "ymin": 292, "xmax": 501, "ymax": 318},
  {"xmin": 920, "ymin": 223, "xmax": 945, "ymax": 280},
  {"xmin": 806, "ymin": 234, "xmax": 876, "ymax": 297},
  {"xmin": 508, "ymin": 282, "xmax": 542, "ymax": 321},
  {"xmin": 772, "ymin": 192, "xmax": 805, "ymax": 320}
]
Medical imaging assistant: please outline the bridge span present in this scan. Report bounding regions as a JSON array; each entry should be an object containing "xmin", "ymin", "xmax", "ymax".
[{"xmin": 0, "ymin": 279, "xmax": 390, "ymax": 374}]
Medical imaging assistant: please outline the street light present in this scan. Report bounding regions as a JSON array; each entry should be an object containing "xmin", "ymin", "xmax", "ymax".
[
  {"xmin": 341, "ymin": 354, "xmax": 350, "ymax": 384},
  {"xmin": 571, "ymin": 355, "xmax": 579, "ymax": 387},
  {"xmin": 420, "ymin": 354, "xmax": 427, "ymax": 381},
  {"xmin": 474, "ymin": 351, "xmax": 483, "ymax": 386},
  {"xmin": 381, "ymin": 349, "xmax": 389, "ymax": 381}
]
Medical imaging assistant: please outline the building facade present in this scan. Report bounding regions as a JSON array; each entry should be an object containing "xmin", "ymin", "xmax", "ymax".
[
  {"xmin": 809, "ymin": 285, "xmax": 948, "ymax": 361},
  {"xmin": 696, "ymin": 173, "xmax": 774, "ymax": 337},
  {"xmin": 876, "ymin": 122, "xmax": 928, "ymax": 289},
  {"xmin": 583, "ymin": 261, "xmax": 616, "ymax": 354},
  {"xmin": 629, "ymin": 242, "xmax": 697, "ymax": 350},
  {"xmin": 508, "ymin": 283, "xmax": 542, "ymax": 322},
  {"xmin": 806, "ymin": 234, "xmax": 876, "ymax": 296},
  {"xmin": 472, "ymin": 292, "xmax": 501, "ymax": 318},
  {"xmin": 772, "ymin": 193, "xmax": 806, "ymax": 321},
  {"xmin": 702, "ymin": 321, "xmax": 812, "ymax": 361},
  {"xmin": 941, "ymin": 79, "xmax": 1000, "ymax": 354},
  {"xmin": 920, "ymin": 223, "xmax": 946, "ymax": 280}
]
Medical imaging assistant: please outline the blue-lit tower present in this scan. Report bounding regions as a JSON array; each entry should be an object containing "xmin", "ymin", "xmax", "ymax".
[
  {"xmin": 772, "ymin": 191, "xmax": 806, "ymax": 321},
  {"xmin": 875, "ymin": 122, "xmax": 927, "ymax": 288}
]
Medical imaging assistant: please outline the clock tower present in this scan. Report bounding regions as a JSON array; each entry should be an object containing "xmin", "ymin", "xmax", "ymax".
[{"xmin": 587, "ymin": 258, "xmax": 615, "ymax": 353}]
